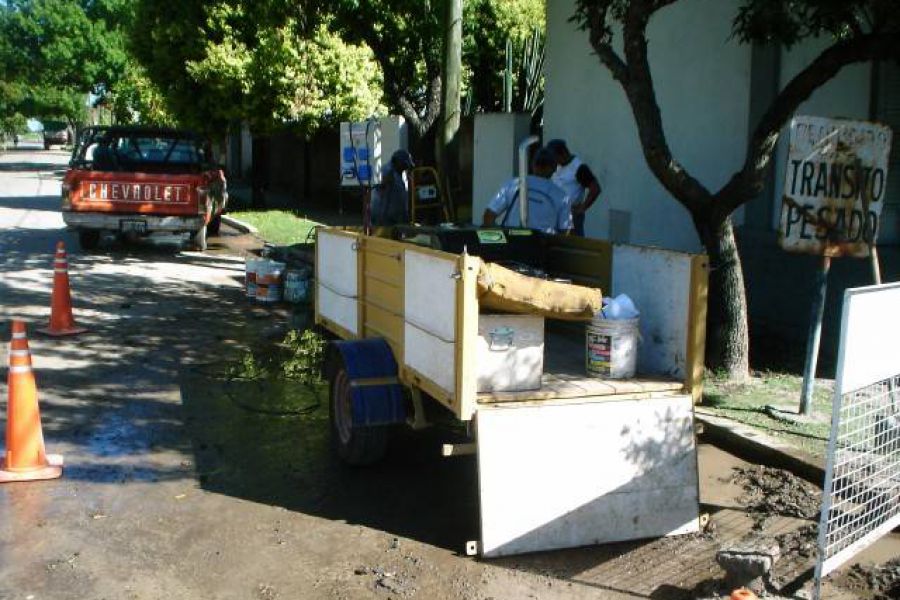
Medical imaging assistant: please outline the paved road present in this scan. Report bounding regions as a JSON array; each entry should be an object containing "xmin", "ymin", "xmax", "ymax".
[
  {"xmin": 0, "ymin": 149, "xmax": 564, "ymax": 600},
  {"xmin": 1, "ymin": 149, "xmax": 877, "ymax": 600}
]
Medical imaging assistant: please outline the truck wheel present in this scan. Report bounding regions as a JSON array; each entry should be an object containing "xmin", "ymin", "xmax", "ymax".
[
  {"xmin": 207, "ymin": 214, "xmax": 222, "ymax": 236},
  {"xmin": 192, "ymin": 225, "xmax": 208, "ymax": 251},
  {"xmin": 78, "ymin": 230, "xmax": 100, "ymax": 251},
  {"xmin": 44, "ymin": 141, "xmax": 51, "ymax": 151},
  {"xmin": 329, "ymin": 364, "xmax": 389, "ymax": 466}
]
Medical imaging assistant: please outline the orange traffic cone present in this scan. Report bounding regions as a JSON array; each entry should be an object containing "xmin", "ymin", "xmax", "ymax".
[
  {"xmin": 1, "ymin": 321, "xmax": 63, "ymax": 482},
  {"xmin": 730, "ymin": 589, "xmax": 758, "ymax": 600},
  {"xmin": 38, "ymin": 241, "xmax": 86, "ymax": 336}
]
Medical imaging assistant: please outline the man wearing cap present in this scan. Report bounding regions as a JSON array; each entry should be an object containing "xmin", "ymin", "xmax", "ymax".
[
  {"xmin": 546, "ymin": 139, "xmax": 601, "ymax": 237},
  {"xmin": 371, "ymin": 149, "xmax": 414, "ymax": 226},
  {"xmin": 482, "ymin": 147, "xmax": 571, "ymax": 234}
]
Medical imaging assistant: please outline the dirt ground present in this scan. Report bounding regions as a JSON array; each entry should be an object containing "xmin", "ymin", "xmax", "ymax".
[{"xmin": 1, "ymin": 148, "xmax": 898, "ymax": 599}]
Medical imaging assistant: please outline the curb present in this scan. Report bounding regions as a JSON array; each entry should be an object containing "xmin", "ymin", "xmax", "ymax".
[
  {"xmin": 221, "ymin": 215, "xmax": 258, "ymax": 235},
  {"xmin": 695, "ymin": 408, "xmax": 826, "ymax": 485}
]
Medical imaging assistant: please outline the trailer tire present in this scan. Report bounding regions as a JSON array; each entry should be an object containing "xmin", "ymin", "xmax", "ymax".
[{"xmin": 329, "ymin": 363, "xmax": 389, "ymax": 466}]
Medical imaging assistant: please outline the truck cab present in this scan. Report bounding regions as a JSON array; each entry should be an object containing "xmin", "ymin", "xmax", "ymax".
[{"xmin": 62, "ymin": 126, "xmax": 227, "ymax": 251}]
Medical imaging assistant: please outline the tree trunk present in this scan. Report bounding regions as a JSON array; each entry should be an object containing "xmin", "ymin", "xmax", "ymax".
[{"xmin": 703, "ymin": 217, "xmax": 750, "ymax": 381}]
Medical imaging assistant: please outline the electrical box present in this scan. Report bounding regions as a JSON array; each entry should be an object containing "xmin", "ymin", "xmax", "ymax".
[{"xmin": 339, "ymin": 116, "xmax": 408, "ymax": 187}]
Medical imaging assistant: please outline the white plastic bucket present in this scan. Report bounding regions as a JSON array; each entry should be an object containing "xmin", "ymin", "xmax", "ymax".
[
  {"xmin": 250, "ymin": 260, "xmax": 285, "ymax": 303},
  {"xmin": 256, "ymin": 283, "xmax": 282, "ymax": 303},
  {"xmin": 586, "ymin": 317, "xmax": 639, "ymax": 379},
  {"xmin": 245, "ymin": 258, "xmax": 261, "ymax": 298}
]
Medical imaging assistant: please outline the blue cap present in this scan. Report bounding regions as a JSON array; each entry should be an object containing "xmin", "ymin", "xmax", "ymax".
[{"xmin": 391, "ymin": 149, "xmax": 414, "ymax": 170}]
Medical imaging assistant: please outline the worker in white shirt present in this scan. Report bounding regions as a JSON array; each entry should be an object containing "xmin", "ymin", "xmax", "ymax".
[
  {"xmin": 482, "ymin": 147, "xmax": 571, "ymax": 234},
  {"xmin": 546, "ymin": 139, "xmax": 601, "ymax": 237}
]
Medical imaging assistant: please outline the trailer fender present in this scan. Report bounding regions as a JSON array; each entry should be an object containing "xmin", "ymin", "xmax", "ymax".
[{"xmin": 329, "ymin": 339, "xmax": 406, "ymax": 426}]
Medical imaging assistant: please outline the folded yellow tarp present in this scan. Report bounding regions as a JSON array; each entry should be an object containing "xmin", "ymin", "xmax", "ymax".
[{"xmin": 476, "ymin": 262, "xmax": 602, "ymax": 321}]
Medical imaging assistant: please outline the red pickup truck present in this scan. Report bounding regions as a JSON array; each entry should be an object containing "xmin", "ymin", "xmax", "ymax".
[{"xmin": 62, "ymin": 126, "xmax": 227, "ymax": 251}]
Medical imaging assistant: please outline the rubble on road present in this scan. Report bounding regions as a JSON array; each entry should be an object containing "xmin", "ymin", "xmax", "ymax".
[
  {"xmin": 731, "ymin": 465, "xmax": 821, "ymax": 528},
  {"xmin": 835, "ymin": 557, "xmax": 900, "ymax": 600}
]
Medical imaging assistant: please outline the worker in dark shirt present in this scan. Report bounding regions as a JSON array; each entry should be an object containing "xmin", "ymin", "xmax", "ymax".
[
  {"xmin": 546, "ymin": 139, "xmax": 601, "ymax": 237},
  {"xmin": 371, "ymin": 149, "xmax": 414, "ymax": 226}
]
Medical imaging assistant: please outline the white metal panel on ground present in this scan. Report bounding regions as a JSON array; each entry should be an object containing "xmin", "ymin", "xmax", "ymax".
[
  {"xmin": 317, "ymin": 231, "xmax": 358, "ymax": 297},
  {"xmin": 403, "ymin": 249, "xmax": 459, "ymax": 395},
  {"xmin": 815, "ymin": 283, "xmax": 900, "ymax": 591},
  {"xmin": 317, "ymin": 286, "xmax": 358, "ymax": 336},
  {"xmin": 833, "ymin": 282, "xmax": 900, "ymax": 395},
  {"xmin": 611, "ymin": 245, "xmax": 691, "ymax": 379},
  {"xmin": 476, "ymin": 396, "xmax": 700, "ymax": 557}
]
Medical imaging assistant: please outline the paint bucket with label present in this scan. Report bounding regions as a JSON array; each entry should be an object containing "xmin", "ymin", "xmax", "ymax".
[
  {"xmin": 586, "ymin": 316, "xmax": 639, "ymax": 379},
  {"xmin": 245, "ymin": 258, "xmax": 261, "ymax": 299},
  {"xmin": 283, "ymin": 268, "xmax": 311, "ymax": 304},
  {"xmin": 255, "ymin": 260, "xmax": 285, "ymax": 303}
]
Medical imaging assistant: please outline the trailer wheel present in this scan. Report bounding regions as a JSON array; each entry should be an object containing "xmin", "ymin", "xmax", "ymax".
[
  {"xmin": 78, "ymin": 230, "xmax": 100, "ymax": 251},
  {"xmin": 329, "ymin": 363, "xmax": 389, "ymax": 466}
]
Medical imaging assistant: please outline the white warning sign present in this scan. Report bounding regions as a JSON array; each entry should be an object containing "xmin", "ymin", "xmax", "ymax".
[{"xmin": 779, "ymin": 116, "xmax": 893, "ymax": 257}]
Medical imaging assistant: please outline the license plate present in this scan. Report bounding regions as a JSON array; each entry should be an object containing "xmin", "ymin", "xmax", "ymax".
[{"xmin": 120, "ymin": 219, "xmax": 147, "ymax": 233}]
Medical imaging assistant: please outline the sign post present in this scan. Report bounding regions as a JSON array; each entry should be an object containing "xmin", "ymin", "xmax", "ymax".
[{"xmin": 778, "ymin": 116, "xmax": 893, "ymax": 415}]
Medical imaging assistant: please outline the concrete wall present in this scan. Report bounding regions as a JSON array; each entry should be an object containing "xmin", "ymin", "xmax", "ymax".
[
  {"xmin": 471, "ymin": 113, "xmax": 532, "ymax": 224},
  {"xmin": 543, "ymin": 0, "xmax": 752, "ymax": 252}
]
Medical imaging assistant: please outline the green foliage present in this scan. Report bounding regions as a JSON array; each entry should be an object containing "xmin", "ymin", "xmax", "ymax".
[
  {"xmin": 329, "ymin": 0, "xmax": 442, "ymax": 132},
  {"xmin": 227, "ymin": 210, "xmax": 319, "ymax": 245},
  {"xmin": 280, "ymin": 330, "xmax": 325, "ymax": 384},
  {"xmin": 733, "ymin": 0, "xmax": 898, "ymax": 47},
  {"xmin": 464, "ymin": 0, "xmax": 544, "ymax": 112},
  {"xmin": 104, "ymin": 61, "xmax": 176, "ymax": 126},
  {"xmin": 501, "ymin": 28, "xmax": 545, "ymax": 116},
  {"xmin": 229, "ymin": 329, "xmax": 326, "ymax": 385},
  {"xmin": 573, "ymin": 0, "xmax": 900, "ymax": 49},
  {"xmin": 132, "ymin": 1, "xmax": 383, "ymax": 136},
  {"xmin": 0, "ymin": 0, "xmax": 164, "ymax": 125},
  {"xmin": 330, "ymin": 0, "xmax": 543, "ymax": 132}
]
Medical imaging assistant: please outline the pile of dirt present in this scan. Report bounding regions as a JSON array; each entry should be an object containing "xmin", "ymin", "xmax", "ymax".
[
  {"xmin": 773, "ymin": 523, "xmax": 818, "ymax": 560},
  {"xmin": 730, "ymin": 465, "xmax": 821, "ymax": 528},
  {"xmin": 836, "ymin": 557, "xmax": 900, "ymax": 600}
]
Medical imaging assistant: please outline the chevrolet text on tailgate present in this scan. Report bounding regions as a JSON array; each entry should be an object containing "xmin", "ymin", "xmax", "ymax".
[{"xmin": 62, "ymin": 126, "xmax": 227, "ymax": 251}]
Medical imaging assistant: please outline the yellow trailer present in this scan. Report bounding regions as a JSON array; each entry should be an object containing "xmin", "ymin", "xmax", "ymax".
[{"xmin": 315, "ymin": 226, "xmax": 708, "ymax": 557}]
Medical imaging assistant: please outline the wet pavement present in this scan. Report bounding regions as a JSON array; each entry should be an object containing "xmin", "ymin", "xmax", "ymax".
[{"xmin": 1, "ymin": 148, "xmax": 897, "ymax": 599}]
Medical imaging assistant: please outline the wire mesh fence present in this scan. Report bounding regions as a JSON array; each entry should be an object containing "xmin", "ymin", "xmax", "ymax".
[{"xmin": 816, "ymin": 374, "xmax": 900, "ymax": 585}]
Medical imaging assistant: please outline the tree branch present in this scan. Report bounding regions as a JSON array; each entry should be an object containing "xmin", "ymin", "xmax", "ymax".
[
  {"xmin": 715, "ymin": 31, "xmax": 900, "ymax": 216},
  {"xmin": 397, "ymin": 96, "xmax": 424, "ymax": 137},
  {"xmin": 581, "ymin": 3, "xmax": 628, "ymax": 83},
  {"xmin": 617, "ymin": 0, "xmax": 712, "ymax": 214}
]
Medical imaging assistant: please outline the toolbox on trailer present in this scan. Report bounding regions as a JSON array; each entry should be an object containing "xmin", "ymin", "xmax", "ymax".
[{"xmin": 315, "ymin": 226, "xmax": 708, "ymax": 557}]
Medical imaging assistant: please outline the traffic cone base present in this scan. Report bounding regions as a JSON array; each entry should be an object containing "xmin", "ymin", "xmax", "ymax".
[
  {"xmin": 0, "ymin": 454, "xmax": 63, "ymax": 483},
  {"xmin": 2, "ymin": 320, "xmax": 64, "ymax": 484},
  {"xmin": 36, "ymin": 325, "xmax": 87, "ymax": 337}
]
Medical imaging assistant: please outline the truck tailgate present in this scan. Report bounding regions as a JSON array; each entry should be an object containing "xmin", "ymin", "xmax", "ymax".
[{"xmin": 69, "ymin": 173, "xmax": 201, "ymax": 216}]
